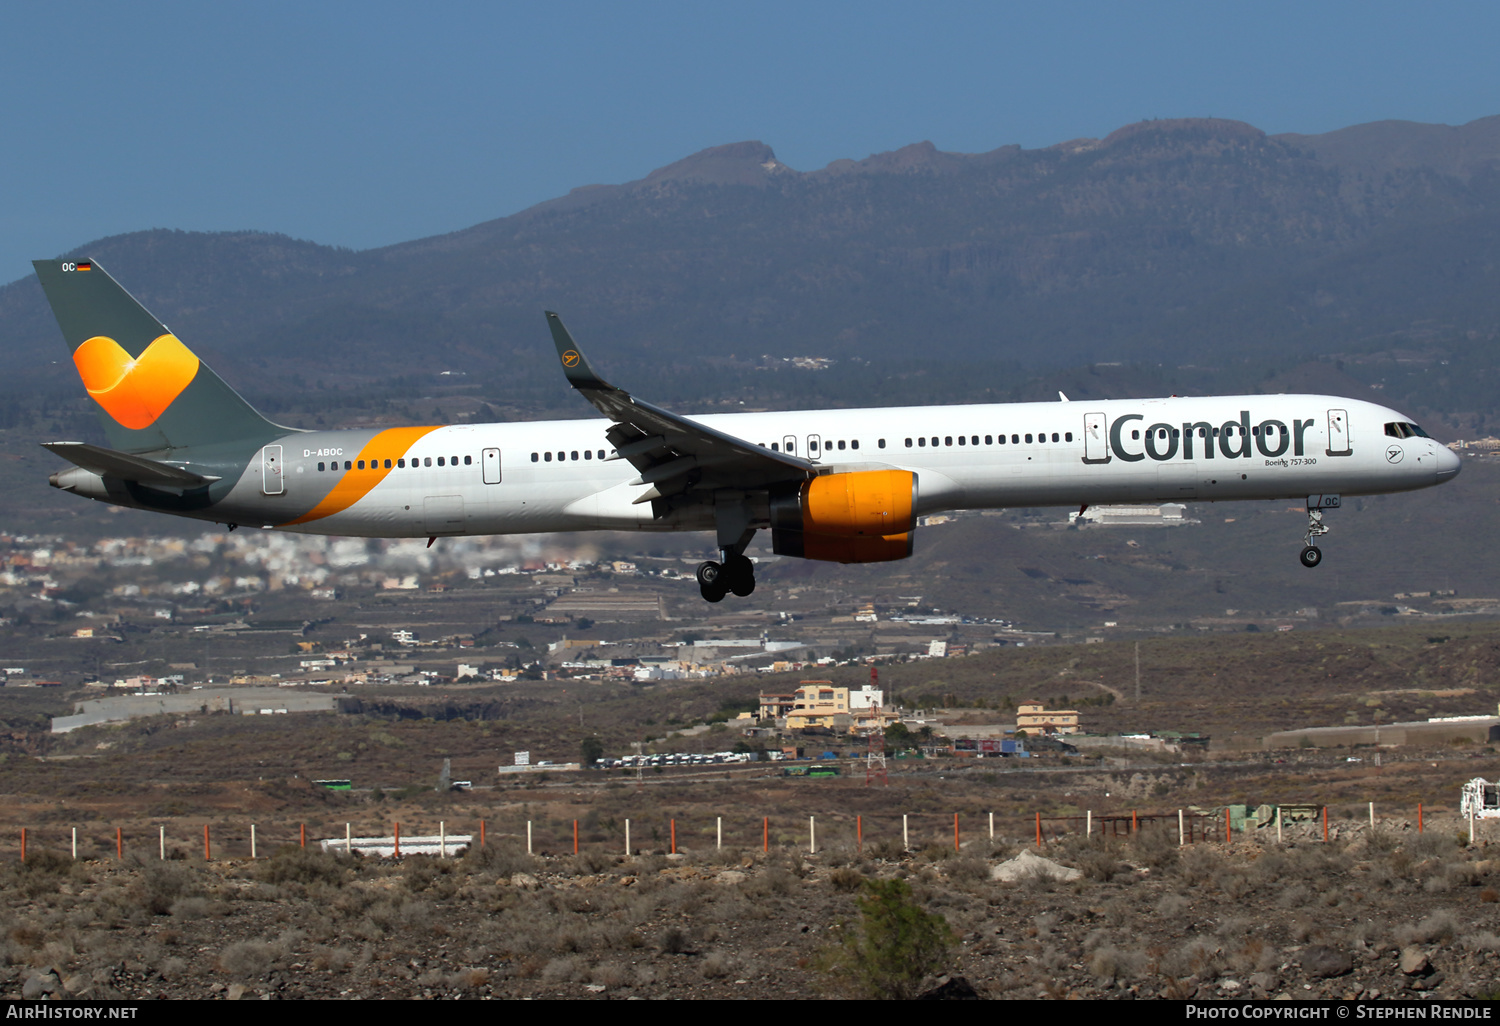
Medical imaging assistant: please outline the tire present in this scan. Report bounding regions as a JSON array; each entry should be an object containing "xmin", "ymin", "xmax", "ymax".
[
  {"xmin": 695, "ymin": 560, "xmax": 723, "ymax": 587},
  {"xmin": 1299, "ymin": 545, "xmax": 1322, "ymax": 568},
  {"xmin": 699, "ymin": 581, "xmax": 727, "ymax": 603},
  {"xmin": 724, "ymin": 554, "xmax": 756, "ymax": 597}
]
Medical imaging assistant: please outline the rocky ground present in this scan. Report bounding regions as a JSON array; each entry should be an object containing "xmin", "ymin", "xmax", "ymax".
[{"xmin": 3, "ymin": 818, "xmax": 1499, "ymax": 1000}]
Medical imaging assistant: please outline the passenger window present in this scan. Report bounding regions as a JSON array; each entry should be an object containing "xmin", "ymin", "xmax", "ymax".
[
  {"xmin": 317, "ymin": 462, "xmax": 325, "ymax": 472},
  {"xmin": 1011, "ymin": 434, "xmax": 1019, "ymax": 444},
  {"xmin": 598, "ymin": 450, "xmax": 606, "ymax": 459},
  {"xmin": 931, "ymin": 437, "xmax": 939, "ymax": 447},
  {"xmin": 398, "ymin": 458, "xmax": 406, "ymax": 468},
  {"xmin": 384, "ymin": 459, "xmax": 392, "ymax": 469},
  {"xmin": 531, "ymin": 453, "xmax": 539, "ymax": 462},
  {"xmin": 918, "ymin": 437, "xmax": 926, "ymax": 447},
  {"xmin": 771, "ymin": 443, "xmax": 778, "ymax": 452},
  {"xmin": 998, "ymin": 435, "xmax": 1006, "ymax": 445},
  {"xmin": 1131, "ymin": 431, "xmax": 1140, "ymax": 440},
  {"xmin": 945, "ymin": 437, "xmax": 953, "ymax": 446},
  {"xmin": 985, "ymin": 435, "xmax": 992, "ymax": 445},
  {"xmin": 424, "ymin": 457, "xmax": 432, "ymax": 467},
  {"xmin": 904, "ymin": 438, "xmax": 912, "ymax": 447},
  {"xmin": 971, "ymin": 435, "xmax": 979, "ymax": 445},
  {"xmin": 464, "ymin": 455, "xmax": 472, "ymax": 465},
  {"xmin": 1026, "ymin": 434, "xmax": 1033, "ymax": 443},
  {"xmin": 1065, "ymin": 432, "xmax": 1073, "ymax": 442},
  {"xmin": 584, "ymin": 450, "xmax": 592, "ymax": 460},
  {"xmin": 545, "ymin": 453, "xmax": 552, "ymax": 462},
  {"xmin": 356, "ymin": 460, "xmax": 365, "ymax": 470},
  {"xmin": 571, "ymin": 451, "xmax": 579, "ymax": 460},
  {"xmin": 837, "ymin": 440, "xmax": 845, "ymax": 450},
  {"xmin": 1052, "ymin": 433, "xmax": 1059, "ymax": 442},
  {"xmin": 437, "ymin": 457, "xmax": 445, "ymax": 467},
  {"xmin": 851, "ymin": 440, "xmax": 860, "ymax": 450},
  {"xmin": 957, "ymin": 436, "xmax": 966, "ymax": 446},
  {"xmin": 343, "ymin": 460, "xmax": 351, "ymax": 470}
]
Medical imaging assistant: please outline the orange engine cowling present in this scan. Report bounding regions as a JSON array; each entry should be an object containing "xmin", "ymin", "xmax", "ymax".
[{"xmin": 770, "ymin": 470, "xmax": 918, "ymax": 564}]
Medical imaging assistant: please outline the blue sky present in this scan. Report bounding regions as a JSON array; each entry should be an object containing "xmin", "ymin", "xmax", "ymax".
[{"xmin": 3, "ymin": 1, "xmax": 1499, "ymax": 282}]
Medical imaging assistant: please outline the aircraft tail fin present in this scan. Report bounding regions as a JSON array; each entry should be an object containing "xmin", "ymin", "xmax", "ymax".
[{"xmin": 31, "ymin": 259, "xmax": 285, "ymax": 454}]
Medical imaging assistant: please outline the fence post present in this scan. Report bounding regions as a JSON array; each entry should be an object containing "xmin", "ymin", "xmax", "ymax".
[
  {"xmin": 160, "ymin": 825, "xmax": 166, "ymax": 861},
  {"xmin": 1418, "ymin": 803, "xmax": 1423, "ymax": 834},
  {"xmin": 72, "ymin": 827, "xmax": 77, "ymax": 861},
  {"xmin": 1132, "ymin": 809, "xmax": 1138, "ymax": 834},
  {"xmin": 671, "ymin": 819, "xmax": 677, "ymax": 855},
  {"xmin": 717, "ymin": 817, "xmax": 722, "ymax": 851},
  {"xmin": 480, "ymin": 819, "xmax": 485, "ymax": 850},
  {"xmin": 857, "ymin": 815, "xmax": 862, "ymax": 851},
  {"xmin": 525, "ymin": 821, "xmax": 530, "ymax": 856},
  {"xmin": 1276, "ymin": 807, "xmax": 1283, "ymax": 845},
  {"xmin": 204, "ymin": 825, "xmax": 210, "ymax": 862},
  {"xmin": 953, "ymin": 813, "xmax": 959, "ymax": 853},
  {"xmin": 902, "ymin": 814, "xmax": 908, "ymax": 851},
  {"xmin": 809, "ymin": 816, "xmax": 815, "ymax": 855},
  {"xmin": 116, "ymin": 827, "xmax": 121, "ymax": 860},
  {"xmin": 1087, "ymin": 810, "xmax": 1092, "ymax": 839},
  {"xmin": 1035, "ymin": 811, "xmax": 1041, "ymax": 847},
  {"xmin": 251, "ymin": 824, "xmax": 257, "ymax": 860},
  {"xmin": 989, "ymin": 812, "xmax": 994, "ymax": 841},
  {"xmin": 763, "ymin": 817, "xmax": 768, "ymax": 854},
  {"xmin": 346, "ymin": 822, "xmax": 351, "ymax": 856},
  {"xmin": 300, "ymin": 823, "xmax": 306, "ymax": 848},
  {"xmin": 1225, "ymin": 808, "xmax": 1231, "ymax": 844},
  {"xmin": 1178, "ymin": 809, "xmax": 1184, "ymax": 847},
  {"xmin": 1323, "ymin": 806, "xmax": 1328, "ymax": 843},
  {"xmin": 625, "ymin": 819, "xmax": 631, "ymax": 857},
  {"xmin": 1369, "ymin": 801, "xmax": 1375, "ymax": 832}
]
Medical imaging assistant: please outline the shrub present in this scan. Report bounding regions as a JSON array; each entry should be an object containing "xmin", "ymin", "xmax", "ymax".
[{"xmin": 819, "ymin": 878, "xmax": 955, "ymax": 999}]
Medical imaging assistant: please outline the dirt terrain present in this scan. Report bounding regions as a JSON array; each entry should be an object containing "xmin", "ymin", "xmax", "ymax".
[{"xmin": 3, "ymin": 749, "xmax": 1500, "ymax": 1001}]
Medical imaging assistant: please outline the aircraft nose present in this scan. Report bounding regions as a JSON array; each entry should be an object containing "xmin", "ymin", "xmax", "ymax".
[{"xmin": 1436, "ymin": 445, "xmax": 1462, "ymax": 482}]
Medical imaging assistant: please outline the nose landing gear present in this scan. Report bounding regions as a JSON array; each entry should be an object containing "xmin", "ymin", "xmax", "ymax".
[{"xmin": 1300, "ymin": 494, "xmax": 1339, "ymax": 569}]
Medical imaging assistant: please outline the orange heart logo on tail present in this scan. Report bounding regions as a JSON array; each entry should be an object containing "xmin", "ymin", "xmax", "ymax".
[{"xmin": 72, "ymin": 334, "xmax": 201, "ymax": 430}]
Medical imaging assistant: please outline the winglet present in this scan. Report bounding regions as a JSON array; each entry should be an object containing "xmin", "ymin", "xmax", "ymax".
[{"xmin": 546, "ymin": 312, "xmax": 612, "ymax": 391}]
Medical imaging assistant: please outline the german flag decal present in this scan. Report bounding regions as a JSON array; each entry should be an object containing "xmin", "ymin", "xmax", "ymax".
[{"xmin": 75, "ymin": 262, "xmax": 91, "ymax": 271}]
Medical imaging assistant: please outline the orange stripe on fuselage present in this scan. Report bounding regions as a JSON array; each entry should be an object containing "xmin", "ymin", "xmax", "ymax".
[{"xmin": 283, "ymin": 426, "xmax": 441, "ymax": 526}]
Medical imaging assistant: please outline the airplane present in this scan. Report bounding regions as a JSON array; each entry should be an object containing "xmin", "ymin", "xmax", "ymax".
[{"xmin": 31, "ymin": 258, "xmax": 1462, "ymax": 602}]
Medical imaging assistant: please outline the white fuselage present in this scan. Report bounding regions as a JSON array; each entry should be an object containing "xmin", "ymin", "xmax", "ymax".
[{"xmin": 191, "ymin": 393, "xmax": 1457, "ymax": 538}]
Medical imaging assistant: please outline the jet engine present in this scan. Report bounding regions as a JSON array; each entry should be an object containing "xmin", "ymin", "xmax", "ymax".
[{"xmin": 769, "ymin": 470, "xmax": 917, "ymax": 563}]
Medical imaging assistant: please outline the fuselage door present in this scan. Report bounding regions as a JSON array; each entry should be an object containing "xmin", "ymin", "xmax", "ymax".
[
  {"xmin": 806, "ymin": 434, "xmax": 822, "ymax": 462},
  {"xmin": 1083, "ymin": 413, "xmax": 1109, "ymax": 463},
  {"xmin": 261, "ymin": 445, "xmax": 283, "ymax": 496},
  {"xmin": 481, "ymin": 448, "xmax": 501, "ymax": 484},
  {"xmin": 1326, "ymin": 409, "xmax": 1351, "ymax": 457}
]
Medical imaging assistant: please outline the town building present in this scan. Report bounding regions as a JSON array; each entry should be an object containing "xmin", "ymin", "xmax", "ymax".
[{"xmin": 1016, "ymin": 701, "xmax": 1081, "ymax": 735}]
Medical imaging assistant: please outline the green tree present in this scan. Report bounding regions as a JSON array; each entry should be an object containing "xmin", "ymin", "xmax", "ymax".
[
  {"xmin": 581, "ymin": 736, "xmax": 605, "ymax": 766},
  {"xmin": 820, "ymin": 879, "xmax": 954, "ymax": 999}
]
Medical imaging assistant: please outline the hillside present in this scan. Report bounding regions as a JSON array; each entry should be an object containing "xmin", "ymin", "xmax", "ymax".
[{"xmin": 4, "ymin": 115, "xmax": 1500, "ymax": 432}]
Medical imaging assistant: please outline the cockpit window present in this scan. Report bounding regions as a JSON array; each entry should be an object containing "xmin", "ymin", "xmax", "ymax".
[{"xmin": 1384, "ymin": 422, "xmax": 1431, "ymax": 439}]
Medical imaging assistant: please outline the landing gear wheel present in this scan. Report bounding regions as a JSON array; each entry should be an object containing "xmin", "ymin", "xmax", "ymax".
[
  {"xmin": 1300, "ymin": 545, "xmax": 1322, "ymax": 568},
  {"xmin": 724, "ymin": 554, "xmax": 756, "ymax": 597},
  {"xmin": 696, "ymin": 560, "xmax": 728, "ymax": 602}
]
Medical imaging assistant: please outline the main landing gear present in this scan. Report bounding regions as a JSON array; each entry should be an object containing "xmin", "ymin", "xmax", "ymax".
[
  {"xmin": 696, "ymin": 553, "xmax": 755, "ymax": 603},
  {"xmin": 1299, "ymin": 494, "xmax": 1339, "ymax": 569}
]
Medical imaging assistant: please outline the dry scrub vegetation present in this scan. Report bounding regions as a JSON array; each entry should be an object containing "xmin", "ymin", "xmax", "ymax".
[{"xmin": 4, "ymin": 820, "xmax": 1500, "ymax": 1000}]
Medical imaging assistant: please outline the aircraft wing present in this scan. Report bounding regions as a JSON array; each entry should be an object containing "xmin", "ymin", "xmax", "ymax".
[
  {"xmin": 546, "ymin": 312, "xmax": 815, "ymax": 503},
  {"xmin": 42, "ymin": 442, "xmax": 221, "ymax": 489}
]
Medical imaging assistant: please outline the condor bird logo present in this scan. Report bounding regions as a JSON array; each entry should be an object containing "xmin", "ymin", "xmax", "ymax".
[
  {"xmin": 72, "ymin": 334, "xmax": 201, "ymax": 430},
  {"xmin": 561, "ymin": 350, "xmax": 580, "ymax": 368}
]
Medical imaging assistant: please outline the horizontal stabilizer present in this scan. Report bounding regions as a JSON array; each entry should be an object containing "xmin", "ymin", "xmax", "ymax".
[{"xmin": 42, "ymin": 442, "xmax": 220, "ymax": 489}]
